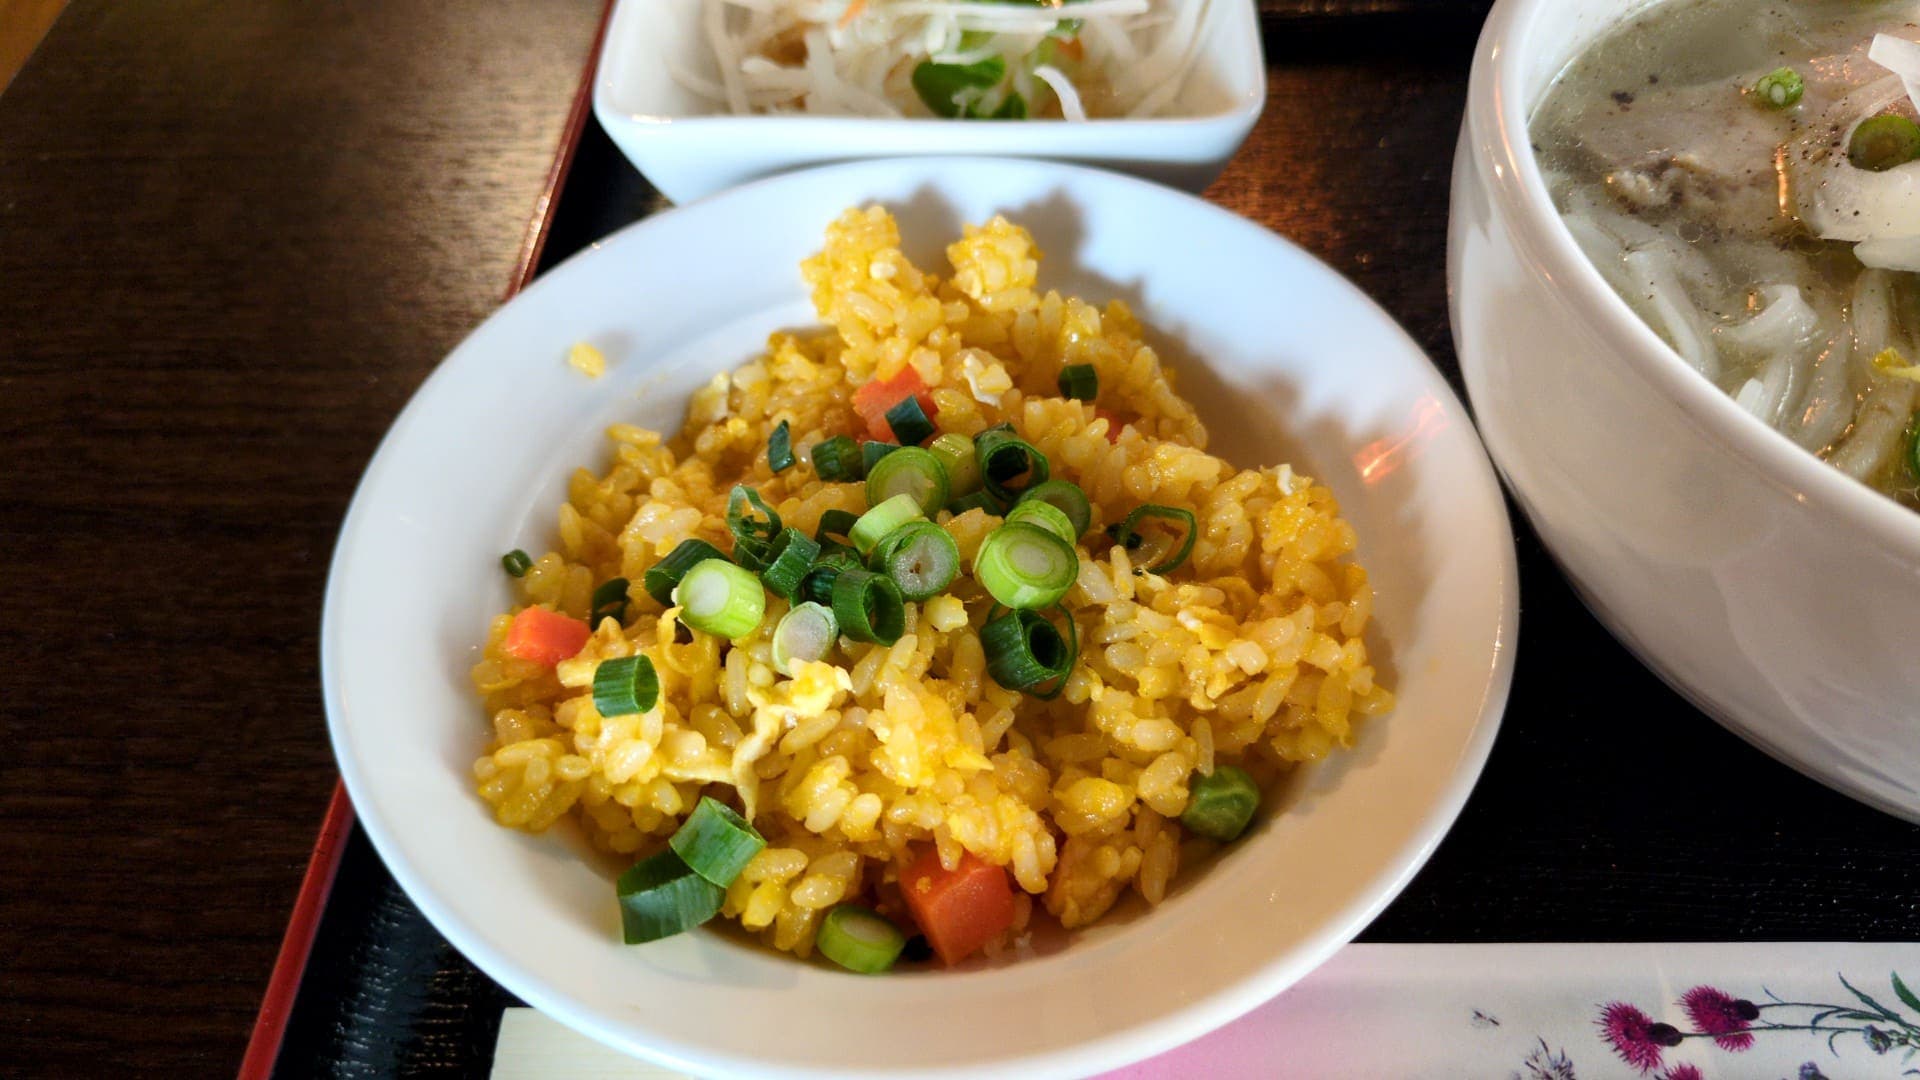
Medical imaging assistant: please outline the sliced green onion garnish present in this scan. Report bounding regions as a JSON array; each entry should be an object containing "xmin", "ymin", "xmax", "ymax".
[
  {"xmin": 831, "ymin": 567, "xmax": 907, "ymax": 645},
  {"xmin": 1179, "ymin": 765, "xmax": 1260, "ymax": 843},
  {"xmin": 593, "ymin": 654, "xmax": 659, "ymax": 717},
  {"xmin": 883, "ymin": 395, "xmax": 936, "ymax": 446},
  {"xmin": 811, "ymin": 435, "xmax": 863, "ymax": 481},
  {"xmin": 865, "ymin": 446, "xmax": 950, "ymax": 517},
  {"xmin": 817, "ymin": 904, "xmax": 908, "ymax": 974},
  {"xmin": 1113, "ymin": 504, "xmax": 1198, "ymax": 575},
  {"xmin": 974, "ymin": 522, "xmax": 1077, "ymax": 609},
  {"xmin": 862, "ymin": 440, "xmax": 901, "ymax": 475},
  {"xmin": 947, "ymin": 490, "xmax": 1005, "ymax": 516},
  {"xmin": 801, "ymin": 550, "xmax": 863, "ymax": 606},
  {"xmin": 981, "ymin": 606, "xmax": 1075, "ymax": 695},
  {"xmin": 872, "ymin": 520, "xmax": 961, "ymax": 601},
  {"xmin": 1003, "ymin": 499, "xmax": 1077, "ymax": 546},
  {"xmin": 1752, "ymin": 66, "xmax": 1804, "ymax": 109},
  {"xmin": 772, "ymin": 601, "xmax": 840, "ymax": 675},
  {"xmin": 643, "ymin": 538, "xmax": 727, "ymax": 605},
  {"xmin": 929, "ymin": 432, "xmax": 982, "ymax": 496},
  {"xmin": 768, "ymin": 419, "xmax": 795, "ymax": 473},
  {"xmin": 1057, "ymin": 364, "xmax": 1098, "ymax": 401},
  {"xmin": 668, "ymin": 796, "xmax": 767, "ymax": 887},
  {"xmin": 673, "ymin": 559, "xmax": 767, "ymax": 639},
  {"xmin": 589, "ymin": 577, "xmax": 631, "ymax": 627},
  {"xmin": 850, "ymin": 493, "xmax": 925, "ymax": 558},
  {"xmin": 501, "ymin": 549, "xmax": 533, "ymax": 577},
  {"xmin": 1017, "ymin": 480, "xmax": 1092, "ymax": 540},
  {"xmin": 1850, "ymin": 113, "xmax": 1920, "ymax": 172},
  {"xmin": 976, "ymin": 424, "xmax": 1050, "ymax": 503},
  {"xmin": 725, "ymin": 486, "xmax": 779, "ymax": 549},
  {"xmin": 616, "ymin": 848, "xmax": 725, "ymax": 944},
  {"xmin": 815, "ymin": 508, "xmax": 860, "ymax": 546},
  {"xmin": 759, "ymin": 527, "xmax": 822, "ymax": 601}
]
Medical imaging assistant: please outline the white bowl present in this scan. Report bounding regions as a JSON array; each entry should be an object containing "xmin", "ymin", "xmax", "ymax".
[
  {"xmin": 590, "ymin": 0, "xmax": 1266, "ymax": 203},
  {"xmin": 325, "ymin": 157, "xmax": 1516, "ymax": 1077},
  {"xmin": 1451, "ymin": 0, "xmax": 1920, "ymax": 821}
]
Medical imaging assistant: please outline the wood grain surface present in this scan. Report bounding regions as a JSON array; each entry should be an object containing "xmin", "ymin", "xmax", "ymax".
[
  {"xmin": 0, "ymin": 2, "xmax": 603, "ymax": 1074},
  {"xmin": 5, "ymin": 0, "xmax": 1919, "ymax": 1076}
]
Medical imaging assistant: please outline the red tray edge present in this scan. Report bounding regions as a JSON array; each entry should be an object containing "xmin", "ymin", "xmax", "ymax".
[{"xmin": 236, "ymin": 4, "xmax": 613, "ymax": 1075}]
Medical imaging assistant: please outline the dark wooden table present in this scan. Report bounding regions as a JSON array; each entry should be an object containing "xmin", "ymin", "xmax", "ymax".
[{"xmin": 5, "ymin": 2, "xmax": 1918, "ymax": 1076}]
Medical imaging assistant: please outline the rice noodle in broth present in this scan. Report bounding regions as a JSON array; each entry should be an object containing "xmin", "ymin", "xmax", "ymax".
[{"xmin": 1532, "ymin": 0, "xmax": 1920, "ymax": 506}]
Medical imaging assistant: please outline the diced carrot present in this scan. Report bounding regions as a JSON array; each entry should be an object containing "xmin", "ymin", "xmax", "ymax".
[
  {"xmin": 852, "ymin": 368, "xmax": 937, "ymax": 444},
  {"xmin": 1094, "ymin": 407, "xmax": 1125, "ymax": 444},
  {"xmin": 502, "ymin": 606, "xmax": 590, "ymax": 666},
  {"xmin": 837, "ymin": 0, "xmax": 866, "ymax": 28},
  {"xmin": 899, "ymin": 847, "xmax": 1016, "ymax": 966}
]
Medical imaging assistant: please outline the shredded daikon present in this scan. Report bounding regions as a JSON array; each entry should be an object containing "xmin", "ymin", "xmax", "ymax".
[{"xmin": 678, "ymin": 0, "xmax": 1208, "ymax": 120}]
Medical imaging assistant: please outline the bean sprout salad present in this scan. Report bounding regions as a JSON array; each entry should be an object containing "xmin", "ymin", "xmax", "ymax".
[{"xmin": 674, "ymin": 0, "xmax": 1212, "ymax": 120}]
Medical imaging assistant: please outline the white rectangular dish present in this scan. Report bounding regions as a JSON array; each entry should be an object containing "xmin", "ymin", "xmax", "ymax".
[{"xmin": 591, "ymin": 0, "xmax": 1267, "ymax": 203}]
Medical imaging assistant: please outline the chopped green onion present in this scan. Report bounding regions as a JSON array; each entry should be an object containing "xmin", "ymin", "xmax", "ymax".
[
  {"xmin": 1003, "ymin": 499, "xmax": 1077, "ymax": 546},
  {"xmin": 817, "ymin": 904, "xmax": 908, "ymax": 973},
  {"xmin": 768, "ymin": 420, "xmax": 795, "ymax": 473},
  {"xmin": 973, "ymin": 522, "xmax": 1077, "ymax": 609},
  {"xmin": 883, "ymin": 395, "xmax": 936, "ymax": 447},
  {"xmin": 593, "ymin": 654, "xmax": 659, "ymax": 717},
  {"xmin": 929, "ymin": 432, "xmax": 982, "ymax": 495},
  {"xmin": 759, "ymin": 528, "xmax": 822, "ymax": 601},
  {"xmin": 501, "ymin": 549, "xmax": 533, "ymax": 577},
  {"xmin": 1850, "ymin": 113, "xmax": 1920, "ymax": 172},
  {"xmin": 815, "ymin": 508, "xmax": 860, "ymax": 546},
  {"xmin": 872, "ymin": 521, "xmax": 961, "ymax": 600},
  {"xmin": 772, "ymin": 601, "xmax": 840, "ymax": 675},
  {"xmin": 1017, "ymin": 480, "xmax": 1092, "ymax": 540},
  {"xmin": 800, "ymin": 550, "xmax": 863, "ymax": 606},
  {"xmin": 981, "ymin": 606, "xmax": 1075, "ymax": 695},
  {"xmin": 615, "ymin": 848, "xmax": 725, "ymax": 944},
  {"xmin": 831, "ymin": 567, "xmax": 906, "ymax": 645},
  {"xmin": 850, "ymin": 493, "xmax": 925, "ymax": 558},
  {"xmin": 990, "ymin": 92, "xmax": 1027, "ymax": 120},
  {"xmin": 721, "ymin": 488, "xmax": 783, "ymax": 553},
  {"xmin": 668, "ymin": 796, "xmax": 767, "ymax": 887},
  {"xmin": 589, "ymin": 577, "xmax": 631, "ymax": 627},
  {"xmin": 947, "ymin": 490, "xmax": 1005, "ymax": 516},
  {"xmin": 911, "ymin": 55, "xmax": 1006, "ymax": 119},
  {"xmin": 866, "ymin": 446, "xmax": 950, "ymax": 517},
  {"xmin": 1113, "ymin": 505, "xmax": 1197, "ymax": 575},
  {"xmin": 1179, "ymin": 765, "xmax": 1261, "ymax": 843},
  {"xmin": 976, "ymin": 424, "xmax": 1050, "ymax": 503},
  {"xmin": 643, "ymin": 538, "xmax": 728, "ymax": 605},
  {"xmin": 811, "ymin": 435, "xmax": 863, "ymax": 481},
  {"xmin": 1752, "ymin": 66, "xmax": 1804, "ymax": 109},
  {"xmin": 1057, "ymin": 364, "xmax": 1098, "ymax": 401},
  {"xmin": 862, "ymin": 440, "xmax": 901, "ymax": 475},
  {"xmin": 673, "ymin": 559, "xmax": 766, "ymax": 639}
]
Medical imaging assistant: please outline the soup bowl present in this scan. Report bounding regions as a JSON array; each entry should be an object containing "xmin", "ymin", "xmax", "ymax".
[{"xmin": 1451, "ymin": 0, "xmax": 1920, "ymax": 820}]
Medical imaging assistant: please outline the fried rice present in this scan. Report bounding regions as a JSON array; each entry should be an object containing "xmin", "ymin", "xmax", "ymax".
[{"xmin": 469, "ymin": 206, "xmax": 1394, "ymax": 960}]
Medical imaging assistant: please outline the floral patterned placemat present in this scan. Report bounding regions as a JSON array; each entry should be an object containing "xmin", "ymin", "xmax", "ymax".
[{"xmin": 489, "ymin": 943, "xmax": 1920, "ymax": 1079}]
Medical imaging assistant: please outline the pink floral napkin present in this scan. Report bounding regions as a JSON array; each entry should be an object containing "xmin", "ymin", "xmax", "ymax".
[{"xmin": 490, "ymin": 942, "xmax": 1920, "ymax": 1078}]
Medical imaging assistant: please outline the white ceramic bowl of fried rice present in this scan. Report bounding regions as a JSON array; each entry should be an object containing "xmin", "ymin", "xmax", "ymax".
[{"xmin": 322, "ymin": 157, "xmax": 1516, "ymax": 1077}]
